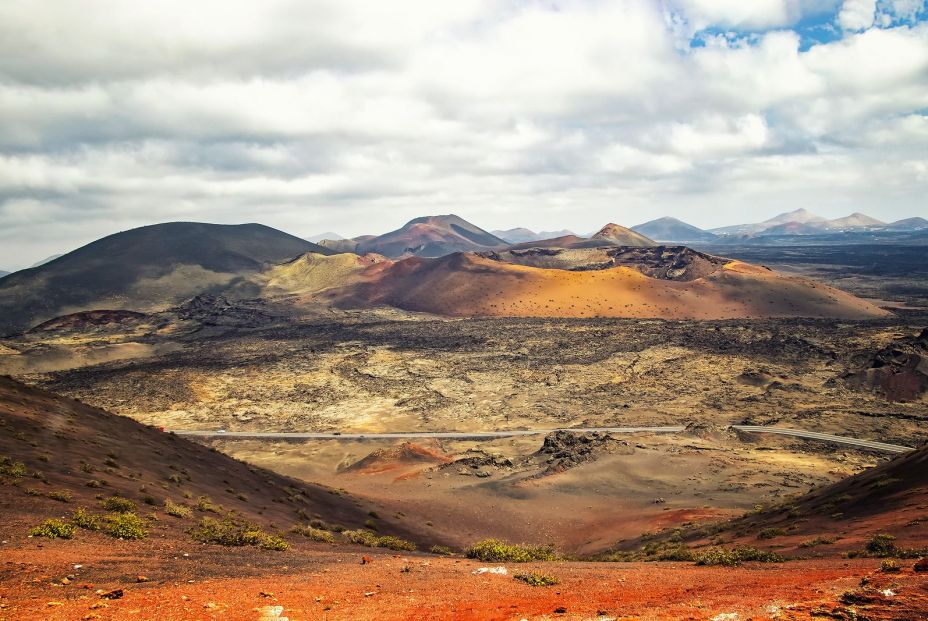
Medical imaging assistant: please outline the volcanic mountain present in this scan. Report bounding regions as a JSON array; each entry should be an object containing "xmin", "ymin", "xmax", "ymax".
[
  {"xmin": 0, "ymin": 270, "xmax": 9, "ymax": 278},
  {"xmin": 631, "ymin": 217, "xmax": 718, "ymax": 243},
  {"xmin": 507, "ymin": 223, "xmax": 655, "ymax": 250},
  {"xmin": 825, "ymin": 212, "xmax": 885, "ymax": 230},
  {"xmin": 327, "ymin": 250, "xmax": 888, "ymax": 320},
  {"xmin": 711, "ymin": 208, "xmax": 826, "ymax": 236},
  {"xmin": 326, "ymin": 215, "xmax": 508, "ymax": 258},
  {"xmin": 0, "ymin": 222, "xmax": 332, "ymax": 335},
  {"xmin": 883, "ymin": 217, "xmax": 928, "ymax": 231}
]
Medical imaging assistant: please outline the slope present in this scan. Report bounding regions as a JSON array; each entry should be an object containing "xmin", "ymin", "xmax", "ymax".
[
  {"xmin": 632, "ymin": 217, "xmax": 718, "ymax": 243},
  {"xmin": 0, "ymin": 222, "xmax": 332, "ymax": 335},
  {"xmin": 355, "ymin": 214, "xmax": 508, "ymax": 258},
  {"xmin": 329, "ymin": 251, "xmax": 889, "ymax": 320}
]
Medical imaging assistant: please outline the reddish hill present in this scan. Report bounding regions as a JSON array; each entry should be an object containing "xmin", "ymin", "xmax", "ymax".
[
  {"xmin": 508, "ymin": 223, "xmax": 655, "ymax": 250},
  {"xmin": 328, "ymin": 251, "xmax": 889, "ymax": 320},
  {"xmin": 354, "ymin": 215, "xmax": 508, "ymax": 258}
]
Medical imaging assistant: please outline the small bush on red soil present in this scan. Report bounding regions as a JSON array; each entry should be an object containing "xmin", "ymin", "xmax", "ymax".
[
  {"xmin": 105, "ymin": 512, "xmax": 148, "ymax": 539},
  {"xmin": 164, "ymin": 500, "xmax": 192, "ymax": 518},
  {"xmin": 1, "ymin": 456, "xmax": 28, "ymax": 478},
  {"xmin": 72, "ymin": 507, "xmax": 101, "ymax": 531},
  {"xmin": 514, "ymin": 573, "xmax": 559, "ymax": 587},
  {"xmin": 799, "ymin": 536, "xmax": 836, "ymax": 548},
  {"xmin": 854, "ymin": 533, "xmax": 927, "ymax": 559},
  {"xmin": 47, "ymin": 490, "xmax": 72, "ymax": 503},
  {"xmin": 430, "ymin": 544, "xmax": 454, "ymax": 556},
  {"xmin": 694, "ymin": 546, "xmax": 783, "ymax": 567},
  {"xmin": 30, "ymin": 519, "xmax": 75, "ymax": 539},
  {"xmin": 189, "ymin": 516, "xmax": 288, "ymax": 551},
  {"xmin": 757, "ymin": 528, "xmax": 786, "ymax": 540},
  {"xmin": 291, "ymin": 525, "xmax": 336, "ymax": 543},
  {"xmin": 101, "ymin": 496, "xmax": 135, "ymax": 513},
  {"xmin": 914, "ymin": 558, "xmax": 928, "ymax": 572},
  {"xmin": 880, "ymin": 560, "xmax": 900, "ymax": 573},
  {"xmin": 342, "ymin": 529, "xmax": 417, "ymax": 551},
  {"xmin": 465, "ymin": 539, "xmax": 557, "ymax": 563}
]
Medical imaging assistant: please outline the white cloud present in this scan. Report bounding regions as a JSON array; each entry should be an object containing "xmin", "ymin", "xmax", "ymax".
[
  {"xmin": 0, "ymin": 0, "xmax": 926, "ymax": 268},
  {"xmin": 838, "ymin": 0, "xmax": 877, "ymax": 29}
]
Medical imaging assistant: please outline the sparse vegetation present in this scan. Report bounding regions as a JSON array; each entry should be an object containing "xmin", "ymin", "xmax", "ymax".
[
  {"xmin": 105, "ymin": 512, "xmax": 148, "ymax": 539},
  {"xmin": 72, "ymin": 507, "xmax": 101, "ymax": 530},
  {"xmin": 189, "ymin": 516, "xmax": 288, "ymax": 551},
  {"xmin": 799, "ymin": 536, "xmax": 836, "ymax": 548},
  {"xmin": 101, "ymin": 496, "xmax": 135, "ymax": 513},
  {"xmin": 47, "ymin": 490, "xmax": 72, "ymax": 503},
  {"xmin": 195, "ymin": 495, "xmax": 221, "ymax": 513},
  {"xmin": 851, "ymin": 533, "xmax": 928, "ymax": 559},
  {"xmin": 342, "ymin": 529, "xmax": 417, "ymax": 551},
  {"xmin": 291, "ymin": 525, "xmax": 336, "ymax": 543},
  {"xmin": 30, "ymin": 518, "xmax": 75, "ymax": 539},
  {"xmin": 164, "ymin": 500, "xmax": 192, "ymax": 518},
  {"xmin": 880, "ymin": 559, "xmax": 900, "ymax": 573},
  {"xmin": 693, "ymin": 546, "xmax": 784, "ymax": 567},
  {"xmin": 514, "ymin": 572, "xmax": 559, "ymax": 586},
  {"xmin": 757, "ymin": 527, "xmax": 786, "ymax": 540},
  {"xmin": 0, "ymin": 456, "xmax": 28, "ymax": 478},
  {"xmin": 465, "ymin": 538, "xmax": 557, "ymax": 563},
  {"xmin": 430, "ymin": 544, "xmax": 454, "ymax": 556}
]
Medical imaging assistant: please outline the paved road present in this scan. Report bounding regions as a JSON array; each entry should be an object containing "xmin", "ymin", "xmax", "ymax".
[{"xmin": 172, "ymin": 425, "xmax": 914, "ymax": 454}]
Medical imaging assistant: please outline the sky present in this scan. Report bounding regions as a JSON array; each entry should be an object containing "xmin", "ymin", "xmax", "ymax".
[{"xmin": 1, "ymin": 0, "xmax": 927, "ymax": 269}]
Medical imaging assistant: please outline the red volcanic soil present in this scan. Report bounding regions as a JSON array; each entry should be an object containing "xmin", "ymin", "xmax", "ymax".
[
  {"xmin": 329, "ymin": 251, "xmax": 888, "ymax": 320},
  {"xmin": 342, "ymin": 442, "xmax": 452, "ymax": 475},
  {"xmin": 2, "ymin": 544, "xmax": 926, "ymax": 620}
]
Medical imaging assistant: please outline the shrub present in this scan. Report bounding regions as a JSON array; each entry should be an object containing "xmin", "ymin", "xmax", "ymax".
[
  {"xmin": 30, "ymin": 518, "xmax": 75, "ymax": 539},
  {"xmin": 25, "ymin": 488, "xmax": 43, "ymax": 496},
  {"xmin": 799, "ymin": 536, "xmax": 836, "ymax": 548},
  {"xmin": 164, "ymin": 500, "xmax": 192, "ymax": 518},
  {"xmin": 85, "ymin": 480, "xmax": 103, "ymax": 488},
  {"xmin": 342, "ymin": 529, "xmax": 417, "ymax": 551},
  {"xmin": 105, "ymin": 512, "xmax": 148, "ymax": 540},
  {"xmin": 865, "ymin": 534, "xmax": 898, "ymax": 557},
  {"xmin": 291, "ymin": 525, "xmax": 336, "ymax": 543},
  {"xmin": 514, "ymin": 573, "xmax": 559, "ymax": 587},
  {"xmin": 195, "ymin": 496, "xmax": 221, "ymax": 513},
  {"xmin": 758, "ymin": 528, "xmax": 786, "ymax": 540},
  {"xmin": 430, "ymin": 544, "xmax": 454, "ymax": 556},
  {"xmin": 880, "ymin": 559, "xmax": 900, "ymax": 573},
  {"xmin": 189, "ymin": 517, "xmax": 288, "ymax": 551},
  {"xmin": 465, "ymin": 539, "xmax": 557, "ymax": 563},
  {"xmin": 1, "ymin": 456, "xmax": 28, "ymax": 478},
  {"xmin": 101, "ymin": 496, "xmax": 135, "ymax": 513},
  {"xmin": 72, "ymin": 507, "xmax": 100, "ymax": 531},
  {"xmin": 47, "ymin": 490, "xmax": 72, "ymax": 503},
  {"xmin": 694, "ymin": 546, "xmax": 783, "ymax": 567}
]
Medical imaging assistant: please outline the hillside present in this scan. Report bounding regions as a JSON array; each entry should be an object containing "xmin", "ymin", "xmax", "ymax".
[
  {"xmin": 492, "ymin": 228, "xmax": 575, "ymax": 243},
  {"xmin": 884, "ymin": 217, "xmax": 928, "ymax": 231},
  {"xmin": 354, "ymin": 214, "xmax": 508, "ymax": 258},
  {"xmin": 262, "ymin": 252, "xmax": 390, "ymax": 296},
  {"xmin": 0, "ymin": 375, "xmax": 418, "ymax": 546},
  {"xmin": 632, "ymin": 217, "xmax": 718, "ymax": 242},
  {"xmin": 508, "ymin": 223, "xmax": 655, "ymax": 250},
  {"xmin": 329, "ymin": 251, "xmax": 889, "ymax": 320},
  {"xmin": 0, "ymin": 222, "xmax": 332, "ymax": 335}
]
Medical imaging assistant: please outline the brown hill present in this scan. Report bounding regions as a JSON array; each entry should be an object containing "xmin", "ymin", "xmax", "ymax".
[
  {"xmin": 0, "ymin": 222, "xmax": 333, "ymax": 335},
  {"xmin": 840, "ymin": 328, "xmax": 928, "ymax": 402},
  {"xmin": 507, "ymin": 223, "xmax": 655, "ymax": 251},
  {"xmin": 328, "ymin": 252, "xmax": 889, "ymax": 320},
  {"xmin": 262, "ymin": 252, "xmax": 390, "ymax": 296},
  {"xmin": 589, "ymin": 223, "xmax": 656, "ymax": 247},
  {"xmin": 355, "ymin": 214, "xmax": 508, "ymax": 258},
  {"xmin": 0, "ymin": 376, "xmax": 418, "ymax": 547}
]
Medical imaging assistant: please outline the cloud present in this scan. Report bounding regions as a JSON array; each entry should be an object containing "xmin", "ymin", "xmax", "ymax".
[
  {"xmin": 0, "ymin": 0, "xmax": 926, "ymax": 268},
  {"xmin": 838, "ymin": 0, "xmax": 877, "ymax": 29}
]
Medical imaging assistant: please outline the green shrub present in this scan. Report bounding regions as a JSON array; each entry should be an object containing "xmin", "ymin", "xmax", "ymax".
[
  {"xmin": 47, "ymin": 490, "xmax": 72, "ymax": 503},
  {"xmin": 189, "ymin": 516, "xmax": 288, "ymax": 551},
  {"xmin": 101, "ymin": 496, "xmax": 135, "ymax": 513},
  {"xmin": 30, "ymin": 518, "xmax": 75, "ymax": 539},
  {"xmin": 694, "ymin": 546, "xmax": 783, "ymax": 567},
  {"xmin": 25, "ymin": 488, "xmax": 43, "ymax": 496},
  {"xmin": 342, "ymin": 529, "xmax": 417, "ymax": 551},
  {"xmin": 195, "ymin": 496, "xmax": 221, "ymax": 513},
  {"xmin": 72, "ymin": 507, "xmax": 100, "ymax": 531},
  {"xmin": 799, "ymin": 536, "xmax": 836, "ymax": 548},
  {"xmin": 866, "ymin": 534, "xmax": 898, "ymax": 557},
  {"xmin": 465, "ymin": 539, "xmax": 557, "ymax": 563},
  {"xmin": 880, "ymin": 559, "xmax": 900, "ymax": 573},
  {"xmin": 291, "ymin": 525, "xmax": 336, "ymax": 543},
  {"xmin": 0, "ymin": 456, "xmax": 28, "ymax": 478},
  {"xmin": 430, "ymin": 544, "xmax": 454, "ymax": 556},
  {"xmin": 164, "ymin": 500, "xmax": 192, "ymax": 518},
  {"xmin": 105, "ymin": 512, "xmax": 148, "ymax": 539},
  {"xmin": 757, "ymin": 528, "xmax": 786, "ymax": 540},
  {"xmin": 514, "ymin": 572, "xmax": 559, "ymax": 587}
]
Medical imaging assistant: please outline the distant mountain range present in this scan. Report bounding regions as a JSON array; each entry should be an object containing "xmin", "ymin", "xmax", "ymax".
[
  {"xmin": 491, "ymin": 228, "xmax": 576, "ymax": 244},
  {"xmin": 709, "ymin": 209, "xmax": 926, "ymax": 238},
  {"xmin": 631, "ymin": 217, "xmax": 719, "ymax": 243},
  {"xmin": 306, "ymin": 232, "xmax": 345, "ymax": 243}
]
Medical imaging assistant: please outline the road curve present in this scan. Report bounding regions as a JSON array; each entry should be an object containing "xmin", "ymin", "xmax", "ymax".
[{"xmin": 172, "ymin": 425, "xmax": 914, "ymax": 454}]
